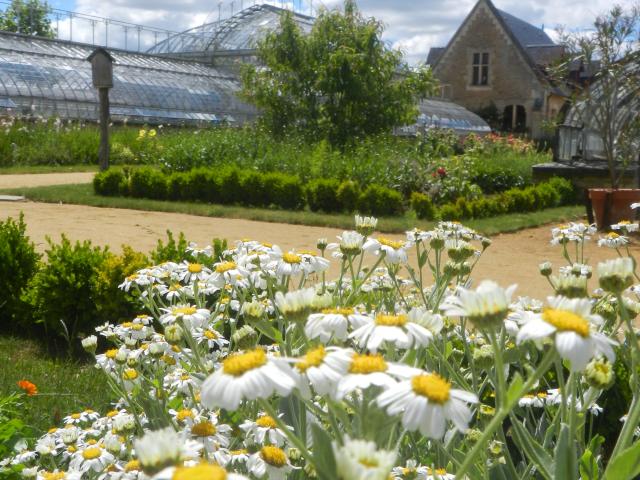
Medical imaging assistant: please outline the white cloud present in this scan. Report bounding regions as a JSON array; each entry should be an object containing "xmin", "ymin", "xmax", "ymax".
[{"xmin": 61, "ymin": 0, "xmax": 636, "ymax": 63}]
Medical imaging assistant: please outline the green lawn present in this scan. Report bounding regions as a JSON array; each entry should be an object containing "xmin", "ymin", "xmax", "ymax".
[
  {"xmin": 0, "ymin": 336, "xmax": 114, "ymax": 435},
  {"xmin": 0, "ymin": 182, "xmax": 587, "ymax": 236}
]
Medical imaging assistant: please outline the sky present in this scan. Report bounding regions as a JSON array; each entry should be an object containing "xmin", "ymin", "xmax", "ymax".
[{"xmin": 43, "ymin": 0, "xmax": 635, "ymax": 64}]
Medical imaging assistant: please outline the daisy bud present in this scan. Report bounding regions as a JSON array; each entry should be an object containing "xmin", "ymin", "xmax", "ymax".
[
  {"xmin": 553, "ymin": 274, "xmax": 588, "ymax": 298},
  {"xmin": 593, "ymin": 300, "xmax": 618, "ymax": 324},
  {"xmin": 355, "ymin": 215, "xmax": 378, "ymax": 236},
  {"xmin": 539, "ymin": 261, "xmax": 552, "ymax": 277},
  {"xmin": 472, "ymin": 344, "xmax": 495, "ymax": 369},
  {"xmin": 316, "ymin": 237, "xmax": 328, "ymax": 252},
  {"xmin": 287, "ymin": 447, "xmax": 302, "ymax": 462},
  {"xmin": 60, "ymin": 426, "xmax": 80, "ymax": 445},
  {"xmin": 465, "ymin": 428, "xmax": 482, "ymax": 443},
  {"xmin": 481, "ymin": 237, "xmax": 492, "ymax": 250},
  {"xmin": 429, "ymin": 235, "xmax": 445, "ymax": 250},
  {"xmin": 598, "ymin": 258, "xmax": 635, "ymax": 293},
  {"xmin": 126, "ymin": 353, "xmax": 139, "ymax": 368},
  {"xmin": 241, "ymin": 299, "xmax": 265, "ymax": 321},
  {"xmin": 443, "ymin": 261, "xmax": 460, "ymax": 276},
  {"xmin": 104, "ymin": 432, "xmax": 123, "ymax": 455},
  {"xmin": 232, "ymin": 325, "xmax": 258, "ymax": 350},
  {"xmin": 113, "ymin": 414, "xmax": 136, "ymax": 433},
  {"xmin": 148, "ymin": 342, "xmax": 167, "ymax": 358},
  {"xmin": 21, "ymin": 467, "xmax": 37, "ymax": 478},
  {"xmin": 134, "ymin": 427, "xmax": 185, "ymax": 474},
  {"xmin": 124, "ymin": 337, "xmax": 137, "ymax": 348},
  {"xmin": 164, "ymin": 324, "xmax": 184, "ymax": 345},
  {"xmin": 584, "ymin": 357, "xmax": 615, "ymax": 390},
  {"xmin": 459, "ymin": 262, "xmax": 472, "ymax": 276},
  {"xmin": 81, "ymin": 335, "xmax": 97, "ymax": 354},
  {"xmin": 115, "ymin": 349, "xmax": 128, "ymax": 365}
]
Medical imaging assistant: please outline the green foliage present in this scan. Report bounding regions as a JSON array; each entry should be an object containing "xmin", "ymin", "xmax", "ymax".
[
  {"xmin": 410, "ymin": 192, "xmax": 436, "ymax": 220},
  {"xmin": 93, "ymin": 168, "xmax": 128, "ymax": 196},
  {"xmin": 241, "ymin": 1, "xmax": 436, "ymax": 145},
  {"xmin": 129, "ymin": 167, "xmax": 167, "ymax": 199},
  {"xmin": 0, "ymin": 214, "xmax": 40, "ymax": 333},
  {"xmin": 22, "ymin": 236, "xmax": 109, "ymax": 354},
  {"xmin": 0, "ymin": 393, "xmax": 32, "ymax": 467},
  {"xmin": 263, "ymin": 172, "xmax": 305, "ymax": 210},
  {"xmin": 184, "ymin": 168, "xmax": 219, "ymax": 203},
  {"xmin": 306, "ymin": 178, "xmax": 342, "ymax": 212},
  {"xmin": 150, "ymin": 230, "xmax": 190, "ymax": 264},
  {"xmin": 0, "ymin": 0, "xmax": 54, "ymax": 37},
  {"xmin": 93, "ymin": 246, "xmax": 149, "ymax": 325},
  {"xmin": 337, "ymin": 180, "xmax": 359, "ymax": 213},
  {"xmin": 357, "ymin": 184, "xmax": 404, "ymax": 217}
]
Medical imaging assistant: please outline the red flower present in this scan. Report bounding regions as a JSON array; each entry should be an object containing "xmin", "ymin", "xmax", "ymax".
[
  {"xmin": 437, "ymin": 167, "xmax": 447, "ymax": 178},
  {"xmin": 17, "ymin": 379, "xmax": 38, "ymax": 396}
]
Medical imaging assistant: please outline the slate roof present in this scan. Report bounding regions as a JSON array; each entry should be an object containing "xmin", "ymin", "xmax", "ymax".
[
  {"xmin": 426, "ymin": 47, "xmax": 445, "ymax": 66},
  {"xmin": 496, "ymin": 9, "xmax": 555, "ymax": 48}
]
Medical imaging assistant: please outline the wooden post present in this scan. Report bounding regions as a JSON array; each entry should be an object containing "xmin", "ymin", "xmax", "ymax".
[{"xmin": 98, "ymin": 87, "xmax": 110, "ymax": 171}]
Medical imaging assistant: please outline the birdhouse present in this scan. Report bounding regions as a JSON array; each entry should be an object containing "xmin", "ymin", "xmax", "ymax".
[{"xmin": 87, "ymin": 48, "xmax": 114, "ymax": 89}]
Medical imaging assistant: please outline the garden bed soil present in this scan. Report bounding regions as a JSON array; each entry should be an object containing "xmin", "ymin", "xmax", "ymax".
[{"xmin": 3, "ymin": 201, "xmax": 636, "ymax": 299}]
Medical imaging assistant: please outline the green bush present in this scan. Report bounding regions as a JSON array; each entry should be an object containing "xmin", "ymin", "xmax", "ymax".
[
  {"xmin": 150, "ymin": 230, "xmax": 190, "ymax": 264},
  {"xmin": 129, "ymin": 167, "xmax": 167, "ymax": 199},
  {"xmin": 240, "ymin": 171, "xmax": 268, "ymax": 207},
  {"xmin": 0, "ymin": 214, "xmax": 40, "ymax": 333},
  {"xmin": 185, "ymin": 168, "xmax": 220, "ymax": 203},
  {"xmin": 263, "ymin": 173, "xmax": 305, "ymax": 210},
  {"xmin": 439, "ymin": 203, "xmax": 462, "ymax": 221},
  {"xmin": 531, "ymin": 183, "xmax": 560, "ymax": 210},
  {"xmin": 306, "ymin": 178, "xmax": 342, "ymax": 212},
  {"xmin": 219, "ymin": 168, "xmax": 243, "ymax": 205},
  {"xmin": 547, "ymin": 177, "xmax": 576, "ymax": 205},
  {"xmin": 23, "ymin": 236, "xmax": 109, "ymax": 354},
  {"xmin": 167, "ymin": 172, "xmax": 190, "ymax": 201},
  {"xmin": 93, "ymin": 169, "xmax": 127, "ymax": 196},
  {"xmin": 337, "ymin": 180, "xmax": 359, "ymax": 212},
  {"xmin": 411, "ymin": 192, "xmax": 436, "ymax": 220},
  {"xmin": 357, "ymin": 184, "xmax": 404, "ymax": 217}
]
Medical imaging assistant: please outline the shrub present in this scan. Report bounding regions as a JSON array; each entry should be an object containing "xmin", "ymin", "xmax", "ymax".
[
  {"xmin": 0, "ymin": 214, "xmax": 40, "ymax": 333},
  {"xmin": 150, "ymin": 230, "xmax": 190, "ymax": 264},
  {"xmin": 93, "ymin": 169, "xmax": 127, "ymax": 196},
  {"xmin": 306, "ymin": 178, "xmax": 342, "ymax": 212},
  {"xmin": 531, "ymin": 183, "xmax": 560, "ymax": 210},
  {"xmin": 218, "ymin": 168, "xmax": 243, "ymax": 205},
  {"xmin": 23, "ymin": 236, "xmax": 109, "ymax": 354},
  {"xmin": 129, "ymin": 167, "xmax": 167, "ymax": 199},
  {"xmin": 337, "ymin": 180, "xmax": 359, "ymax": 213},
  {"xmin": 438, "ymin": 203, "xmax": 462, "ymax": 221},
  {"xmin": 357, "ymin": 184, "xmax": 404, "ymax": 217},
  {"xmin": 547, "ymin": 177, "xmax": 576, "ymax": 205},
  {"xmin": 185, "ymin": 168, "xmax": 220, "ymax": 203},
  {"xmin": 263, "ymin": 173, "xmax": 305, "ymax": 210},
  {"xmin": 240, "ymin": 171, "xmax": 268, "ymax": 207},
  {"xmin": 93, "ymin": 246, "xmax": 150, "ymax": 325},
  {"xmin": 167, "ymin": 172, "xmax": 190, "ymax": 201},
  {"xmin": 471, "ymin": 169, "xmax": 526, "ymax": 194},
  {"xmin": 411, "ymin": 192, "xmax": 436, "ymax": 220}
]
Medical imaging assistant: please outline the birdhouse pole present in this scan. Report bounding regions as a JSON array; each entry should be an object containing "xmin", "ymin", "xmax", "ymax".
[{"xmin": 87, "ymin": 48, "xmax": 114, "ymax": 171}]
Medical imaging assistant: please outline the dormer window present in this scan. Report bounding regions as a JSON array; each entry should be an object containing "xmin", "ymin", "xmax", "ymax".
[{"xmin": 471, "ymin": 52, "xmax": 489, "ymax": 86}]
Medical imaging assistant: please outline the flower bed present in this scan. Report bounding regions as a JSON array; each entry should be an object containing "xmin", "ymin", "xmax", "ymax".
[{"xmin": 3, "ymin": 214, "xmax": 640, "ymax": 479}]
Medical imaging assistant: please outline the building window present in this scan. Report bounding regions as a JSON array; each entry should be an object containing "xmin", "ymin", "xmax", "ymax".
[{"xmin": 471, "ymin": 52, "xmax": 489, "ymax": 86}]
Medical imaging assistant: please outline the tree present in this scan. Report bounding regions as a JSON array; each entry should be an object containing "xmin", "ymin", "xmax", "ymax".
[
  {"xmin": 557, "ymin": 4, "xmax": 640, "ymax": 189},
  {"xmin": 241, "ymin": 0, "xmax": 436, "ymax": 146},
  {"xmin": 0, "ymin": 0, "xmax": 55, "ymax": 38}
]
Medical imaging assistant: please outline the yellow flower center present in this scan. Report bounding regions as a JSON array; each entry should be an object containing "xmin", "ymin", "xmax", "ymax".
[
  {"xmin": 378, "ymin": 237, "xmax": 405, "ymax": 250},
  {"xmin": 283, "ymin": 252, "xmax": 302, "ymax": 264},
  {"xmin": 358, "ymin": 457, "xmax": 379, "ymax": 468},
  {"xmin": 204, "ymin": 330, "xmax": 219, "ymax": 340},
  {"xmin": 256, "ymin": 415, "xmax": 278, "ymax": 429},
  {"xmin": 173, "ymin": 306, "xmax": 197, "ymax": 316},
  {"xmin": 375, "ymin": 314, "xmax": 407, "ymax": 326},
  {"xmin": 411, "ymin": 373, "xmax": 451, "ymax": 404},
  {"xmin": 321, "ymin": 307, "xmax": 354, "ymax": 315},
  {"xmin": 176, "ymin": 409, "xmax": 194, "ymax": 422},
  {"xmin": 542, "ymin": 309, "xmax": 590, "ymax": 337},
  {"xmin": 222, "ymin": 348, "xmax": 267, "ymax": 376},
  {"xmin": 124, "ymin": 460, "xmax": 140, "ymax": 472},
  {"xmin": 82, "ymin": 447, "xmax": 102, "ymax": 460},
  {"xmin": 230, "ymin": 449, "xmax": 248, "ymax": 455},
  {"xmin": 349, "ymin": 353, "xmax": 388, "ymax": 374},
  {"xmin": 191, "ymin": 421, "xmax": 217, "ymax": 437},
  {"xmin": 296, "ymin": 346, "xmax": 327, "ymax": 373},
  {"xmin": 216, "ymin": 261, "xmax": 237, "ymax": 273},
  {"xmin": 260, "ymin": 445, "xmax": 287, "ymax": 467},
  {"xmin": 262, "ymin": 242, "xmax": 273, "ymax": 248},
  {"xmin": 607, "ymin": 232, "xmax": 620, "ymax": 239},
  {"xmin": 71, "ymin": 413, "xmax": 81, "ymax": 420},
  {"xmin": 42, "ymin": 473, "xmax": 66, "ymax": 480},
  {"xmin": 188, "ymin": 263, "xmax": 203, "ymax": 273},
  {"xmin": 123, "ymin": 369, "xmax": 138, "ymax": 381},
  {"xmin": 172, "ymin": 464, "xmax": 227, "ymax": 480}
]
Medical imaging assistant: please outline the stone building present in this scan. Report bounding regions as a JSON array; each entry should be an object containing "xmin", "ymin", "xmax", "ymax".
[{"xmin": 426, "ymin": 0, "xmax": 568, "ymax": 139}]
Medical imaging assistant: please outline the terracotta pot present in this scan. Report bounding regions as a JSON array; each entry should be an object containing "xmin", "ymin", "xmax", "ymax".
[{"xmin": 588, "ymin": 188, "xmax": 640, "ymax": 229}]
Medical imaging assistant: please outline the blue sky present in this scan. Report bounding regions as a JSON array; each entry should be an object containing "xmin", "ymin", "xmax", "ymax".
[{"xmin": 43, "ymin": 0, "xmax": 636, "ymax": 64}]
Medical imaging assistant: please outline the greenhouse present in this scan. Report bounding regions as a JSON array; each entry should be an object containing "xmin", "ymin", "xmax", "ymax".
[{"xmin": 0, "ymin": 31, "xmax": 257, "ymax": 124}]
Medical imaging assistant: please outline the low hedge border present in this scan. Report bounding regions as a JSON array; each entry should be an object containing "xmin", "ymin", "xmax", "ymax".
[{"xmin": 94, "ymin": 167, "xmax": 575, "ymax": 220}]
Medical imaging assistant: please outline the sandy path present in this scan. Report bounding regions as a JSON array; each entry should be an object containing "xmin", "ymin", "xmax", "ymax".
[
  {"xmin": 0, "ymin": 172, "xmax": 94, "ymax": 189},
  {"xmin": 2, "ymin": 201, "xmax": 636, "ymax": 299}
]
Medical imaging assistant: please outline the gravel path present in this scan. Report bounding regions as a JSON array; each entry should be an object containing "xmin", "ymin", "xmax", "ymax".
[
  {"xmin": 0, "ymin": 172, "xmax": 94, "ymax": 189},
  {"xmin": 2, "ymin": 200, "xmax": 634, "ymax": 299}
]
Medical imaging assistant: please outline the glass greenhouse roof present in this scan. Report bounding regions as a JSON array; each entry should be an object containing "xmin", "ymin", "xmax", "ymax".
[
  {"xmin": 147, "ymin": 4, "xmax": 314, "ymax": 56},
  {"xmin": 0, "ymin": 31, "xmax": 256, "ymax": 124},
  {"xmin": 397, "ymin": 98, "xmax": 491, "ymax": 135}
]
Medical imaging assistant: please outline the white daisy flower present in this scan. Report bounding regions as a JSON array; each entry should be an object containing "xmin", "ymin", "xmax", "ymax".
[
  {"xmin": 118, "ymin": 272, "xmax": 152, "ymax": 292},
  {"xmin": 70, "ymin": 444, "xmax": 115, "ymax": 472},
  {"xmin": 247, "ymin": 445, "xmax": 293, "ymax": 480},
  {"xmin": 240, "ymin": 413, "xmax": 290, "ymax": 447},
  {"xmin": 377, "ymin": 371, "xmax": 478, "ymax": 439},
  {"xmin": 349, "ymin": 308, "xmax": 442, "ymax": 352},
  {"xmin": 305, "ymin": 308, "xmax": 368, "ymax": 343},
  {"xmin": 200, "ymin": 348, "xmax": 297, "ymax": 410},
  {"xmin": 328, "ymin": 230, "xmax": 365, "ymax": 257},
  {"xmin": 518, "ymin": 392, "xmax": 548, "ymax": 408},
  {"xmin": 598, "ymin": 232, "xmax": 629, "ymax": 248},
  {"xmin": 291, "ymin": 345, "xmax": 353, "ymax": 396},
  {"xmin": 177, "ymin": 261, "xmax": 211, "ymax": 283},
  {"xmin": 355, "ymin": 215, "xmax": 378, "ymax": 236},
  {"xmin": 134, "ymin": 427, "xmax": 202, "ymax": 473},
  {"xmin": 333, "ymin": 436, "xmax": 396, "ymax": 480},
  {"xmin": 612, "ymin": 220, "xmax": 639, "ymax": 233},
  {"xmin": 597, "ymin": 257, "xmax": 635, "ymax": 292},
  {"xmin": 441, "ymin": 280, "xmax": 517, "ymax": 329},
  {"xmin": 364, "ymin": 237, "xmax": 411, "ymax": 264},
  {"xmin": 516, "ymin": 296, "xmax": 618, "ymax": 371},
  {"xmin": 189, "ymin": 418, "xmax": 233, "ymax": 454},
  {"xmin": 152, "ymin": 464, "xmax": 248, "ymax": 480},
  {"xmin": 159, "ymin": 305, "xmax": 210, "ymax": 328},
  {"xmin": 335, "ymin": 353, "xmax": 418, "ymax": 400},
  {"xmin": 208, "ymin": 261, "xmax": 250, "ymax": 288},
  {"xmin": 213, "ymin": 448, "xmax": 251, "ymax": 467}
]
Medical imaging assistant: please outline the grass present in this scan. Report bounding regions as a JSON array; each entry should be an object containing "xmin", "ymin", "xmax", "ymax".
[
  {"xmin": 0, "ymin": 335, "xmax": 114, "ymax": 435},
  {"xmin": 0, "ymin": 182, "xmax": 587, "ymax": 236},
  {"xmin": 0, "ymin": 165, "xmax": 100, "ymax": 175}
]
